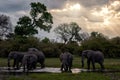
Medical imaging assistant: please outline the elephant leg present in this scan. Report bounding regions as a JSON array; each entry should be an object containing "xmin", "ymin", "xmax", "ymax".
[
  {"xmin": 33, "ymin": 63, "xmax": 36, "ymax": 69},
  {"xmin": 16, "ymin": 63, "xmax": 19, "ymax": 70},
  {"xmin": 16, "ymin": 60, "xmax": 20, "ymax": 70},
  {"xmin": 39, "ymin": 60, "xmax": 45, "ymax": 68},
  {"xmin": 87, "ymin": 59, "xmax": 91, "ymax": 70},
  {"xmin": 68, "ymin": 62, "xmax": 72, "ymax": 72},
  {"xmin": 19, "ymin": 62, "xmax": 22, "ymax": 69},
  {"xmin": 65, "ymin": 64, "xmax": 68, "ymax": 72},
  {"xmin": 27, "ymin": 62, "xmax": 31, "ymax": 70},
  {"xmin": 91, "ymin": 60, "xmax": 95, "ymax": 70},
  {"xmin": 60, "ymin": 63, "xmax": 64, "ymax": 71},
  {"xmin": 100, "ymin": 62, "xmax": 104, "ymax": 70},
  {"xmin": 68, "ymin": 66, "xmax": 72, "ymax": 72},
  {"xmin": 41, "ymin": 63, "xmax": 45, "ymax": 68},
  {"xmin": 13, "ymin": 59, "xmax": 17, "ymax": 69},
  {"xmin": 23, "ymin": 64, "xmax": 26, "ymax": 72}
]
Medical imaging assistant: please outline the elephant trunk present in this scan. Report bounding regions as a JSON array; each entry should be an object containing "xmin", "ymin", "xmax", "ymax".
[{"xmin": 81, "ymin": 54, "xmax": 84, "ymax": 68}]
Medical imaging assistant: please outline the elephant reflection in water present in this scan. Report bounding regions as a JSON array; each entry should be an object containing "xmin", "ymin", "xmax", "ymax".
[
  {"xmin": 60, "ymin": 52, "xmax": 73, "ymax": 72},
  {"xmin": 81, "ymin": 50, "xmax": 104, "ymax": 71}
]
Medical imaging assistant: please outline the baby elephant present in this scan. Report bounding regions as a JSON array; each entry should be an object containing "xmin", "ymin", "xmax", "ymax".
[
  {"xmin": 60, "ymin": 52, "xmax": 73, "ymax": 72},
  {"xmin": 22, "ymin": 53, "xmax": 38, "ymax": 72},
  {"xmin": 28, "ymin": 48, "xmax": 45, "ymax": 68}
]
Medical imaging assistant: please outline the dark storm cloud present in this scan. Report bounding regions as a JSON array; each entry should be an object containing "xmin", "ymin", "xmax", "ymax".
[
  {"xmin": 0, "ymin": 0, "xmax": 108, "ymax": 13},
  {"xmin": 0, "ymin": 1, "xmax": 29, "ymax": 12},
  {"xmin": 0, "ymin": 0, "xmax": 47, "ymax": 12}
]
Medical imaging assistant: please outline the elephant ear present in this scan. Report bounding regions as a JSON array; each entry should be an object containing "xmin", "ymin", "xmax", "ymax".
[{"xmin": 84, "ymin": 50, "xmax": 91, "ymax": 58}]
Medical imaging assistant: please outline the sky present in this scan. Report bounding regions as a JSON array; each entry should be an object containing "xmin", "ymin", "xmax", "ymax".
[{"xmin": 0, "ymin": 0, "xmax": 120, "ymax": 40}]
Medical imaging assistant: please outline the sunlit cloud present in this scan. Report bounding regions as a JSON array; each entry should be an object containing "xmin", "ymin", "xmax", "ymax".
[
  {"xmin": 50, "ymin": 0, "xmax": 120, "ymax": 38},
  {"xmin": 0, "ymin": 0, "xmax": 120, "ymax": 39},
  {"xmin": 50, "ymin": 2, "xmax": 82, "ymax": 14}
]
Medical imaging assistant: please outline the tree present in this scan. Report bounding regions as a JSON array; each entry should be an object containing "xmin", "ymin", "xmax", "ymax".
[
  {"xmin": 90, "ymin": 31, "xmax": 107, "ymax": 39},
  {"xmin": 41, "ymin": 37, "xmax": 50, "ymax": 43},
  {"xmin": 54, "ymin": 22, "xmax": 82, "ymax": 43},
  {"xmin": 15, "ymin": 2, "xmax": 53, "ymax": 37},
  {"xmin": 0, "ymin": 14, "xmax": 12, "ymax": 40},
  {"xmin": 15, "ymin": 16, "xmax": 38, "ymax": 37}
]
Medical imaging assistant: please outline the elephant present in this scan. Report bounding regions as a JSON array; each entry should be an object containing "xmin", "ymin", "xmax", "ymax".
[
  {"xmin": 22, "ymin": 52, "xmax": 38, "ymax": 72},
  {"xmin": 8, "ymin": 51, "xmax": 25, "ymax": 70},
  {"xmin": 81, "ymin": 50, "xmax": 104, "ymax": 70},
  {"xmin": 28, "ymin": 48, "xmax": 45, "ymax": 68},
  {"xmin": 60, "ymin": 52, "xmax": 73, "ymax": 72}
]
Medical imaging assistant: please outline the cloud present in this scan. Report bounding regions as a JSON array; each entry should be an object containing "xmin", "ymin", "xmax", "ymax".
[
  {"xmin": 50, "ymin": 0, "xmax": 120, "ymax": 38},
  {"xmin": 0, "ymin": 0, "xmax": 120, "ymax": 39}
]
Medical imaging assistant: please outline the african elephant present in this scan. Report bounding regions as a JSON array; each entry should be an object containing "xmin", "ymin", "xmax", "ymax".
[
  {"xmin": 22, "ymin": 52, "xmax": 38, "ymax": 72},
  {"xmin": 28, "ymin": 48, "xmax": 45, "ymax": 68},
  {"xmin": 81, "ymin": 50, "xmax": 104, "ymax": 70},
  {"xmin": 8, "ymin": 51, "xmax": 25, "ymax": 70},
  {"xmin": 60, "ymin": 52, "xmax": 73, "ymax": 72}
]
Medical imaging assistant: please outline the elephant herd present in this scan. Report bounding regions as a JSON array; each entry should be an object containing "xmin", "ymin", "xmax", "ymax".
[
  {"xmin": 8, "ymin": 48, "xmax": 45, "ymax": 72},
  {"xmin": 8, "ymin": 48, "xmax": 105, "ymax": 72}
]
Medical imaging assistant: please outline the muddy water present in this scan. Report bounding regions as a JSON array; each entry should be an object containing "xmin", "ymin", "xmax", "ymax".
[{"xmin": 0, "ymin": 67, "xmax": 88, "ymax": 73}]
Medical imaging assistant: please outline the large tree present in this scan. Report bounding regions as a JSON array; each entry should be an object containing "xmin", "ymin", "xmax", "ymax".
[
  {"xmin": 54, "ymin": 22, "xmax": 82, "ymax": 43},
  {"xmin": 15, "ymin": 2, "xmax": 53, "ymax": 37},
  {"xmin": 0, "ymin": 14, "xmax": 12, "ymax": 40}
]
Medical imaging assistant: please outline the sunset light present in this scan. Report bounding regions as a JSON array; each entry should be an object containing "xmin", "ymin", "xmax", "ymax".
[{"xmin": 69, "ymin": 3, "xmax": 81, "ymax": 10}]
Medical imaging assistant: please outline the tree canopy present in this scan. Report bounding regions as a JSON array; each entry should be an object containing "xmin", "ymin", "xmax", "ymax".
[
  {"xmin": 0, "ymin": 14, "xmax": 12, "ymax": 40},
  {"xmin": 54, "ymin": 22, "xmax": 82, "ymax": 43},
  {"xmin": 15, "ymin": 2, "xmax": 53, "ymax": 37}
]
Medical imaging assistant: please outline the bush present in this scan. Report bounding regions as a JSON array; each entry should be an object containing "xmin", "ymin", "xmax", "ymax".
[
  {"xmin": 80, "ymin": 37, "xmax": 120, "ymax": 58},
  {"xmin": 0, "ymin": 36, "xmax": 41, "ymax": 57}
]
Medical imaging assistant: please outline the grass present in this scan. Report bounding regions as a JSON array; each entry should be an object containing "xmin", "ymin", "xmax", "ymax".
[
  {"xmin": 6, "ymin": 73, "xmax": 110, "ymax": 80},
  {"xmin": 45, "ymin": 57, "xmax": 120, "ymax": 70},
  {"xmin": 0, "ymin": 57, "xmax": 120, "ymax": 70},
  {"xmin": 0, "ymin": 57, "xmax": 120, "ymax": 80}
]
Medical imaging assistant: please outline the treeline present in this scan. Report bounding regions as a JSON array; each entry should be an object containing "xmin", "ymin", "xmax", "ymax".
[
  {"xmin": 0, "ymin": 35, "xmax": 120, "ymax": 58},
  {"xmin": 81, "ymin": 35, "xmax": 120, "ymax": 58}
]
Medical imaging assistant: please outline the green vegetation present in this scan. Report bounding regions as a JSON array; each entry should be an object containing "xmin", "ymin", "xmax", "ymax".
[
  {"xmin": 6, "ymin": 73, "xmax": 111, "ymax": 80},
  {"xmin": 54, "ymin": 22, "xmax": 82, "ymax": 43},
  {"xmin": 0, "ymin": 34, "xmax": 120, "ymax": 58},
  {"xmin": 0, "ymin": 2, "xmax": 120, "ymax": 80},
  {"xmin": 15, "ymin": 2, "xmax": 53, "ymax": 37},
  {"xmin": 0, "ymin": 57, "xmax": 120, "ymax": 80},
  {"xmin": 0, "ymin": 57, "xmax": 120, "ymax": 70}
]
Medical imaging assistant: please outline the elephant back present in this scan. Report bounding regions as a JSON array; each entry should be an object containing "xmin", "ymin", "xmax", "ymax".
[
  {"xmin": 94, "ymin": 51, "xmax": 104, "ymax": 62},
  {"xmin": 8, "ymin": 51, "xmax": 25, "ymax": 60},
  {"xmin": 60, "ymin": 52, "xmax": 73, "ymax": 64},
  {"xmin": 28, "ymin": 48, "xmax": 45, "ymax": 62},
  {"xmin": 22, "ymin": 54, "xmax": 37, "ymax": 65}
]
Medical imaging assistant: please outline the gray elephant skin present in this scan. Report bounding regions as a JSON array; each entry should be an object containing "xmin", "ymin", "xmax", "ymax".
[
  {"xmin": 22, "ymin": 52, "xmax": 38, "ymax": 72},
  {"xmin": 8, "ymin": 51, "xmax": 25, "ymax": 70},
  {"xmin": 60, "ymin": 52, "xmax": 73, "ymax": 72},
  {"xmin": 81, "ymin": 50, "xmax": 104, "ymax": 70},
  {"xmin": 28, "ymin": 48, "xmax": 45, "ymax": 68}
]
